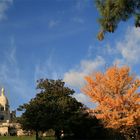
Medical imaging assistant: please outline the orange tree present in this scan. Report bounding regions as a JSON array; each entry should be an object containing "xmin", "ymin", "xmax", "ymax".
[{"xmin": 82, "ymin": 65, "xmax": 140, "ymax": 139}]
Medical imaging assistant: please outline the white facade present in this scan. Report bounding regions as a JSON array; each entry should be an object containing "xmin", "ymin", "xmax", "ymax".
[
  {"xmin": 0, "ymin": 88, "xmax": 10, "ymax": 122},
  {"xmin": 0, "ymin": 88, "xmax": 17, "ymax": 135}
]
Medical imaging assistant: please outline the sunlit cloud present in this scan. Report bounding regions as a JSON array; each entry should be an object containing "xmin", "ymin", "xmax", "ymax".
[
  {"xmin": 73, "ymin": 92, "xmax": 95, "ymax": 108},
  {"xmin": 63, "ymin": 56, "xmax": 105, "ymax": 88},
  {"xmin": 116, "ymin": 27, "xmax": 140, "ymax": 65}
]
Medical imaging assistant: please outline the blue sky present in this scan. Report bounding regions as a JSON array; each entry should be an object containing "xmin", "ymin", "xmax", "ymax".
[{"xmin": 0, "ymin": 0, "xmax": 140, "ymax": 115}]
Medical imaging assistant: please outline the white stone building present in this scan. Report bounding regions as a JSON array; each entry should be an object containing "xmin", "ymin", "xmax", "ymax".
[
  {"xmin": 0, "ymin": 88, "xmax": 11, "ymax": 122},
  {"xmin": 0, "ymin": 88, "xmax": 17, "ymax": 135}
]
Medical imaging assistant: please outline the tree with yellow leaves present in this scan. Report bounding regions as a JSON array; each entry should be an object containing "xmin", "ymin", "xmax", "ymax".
[{"xmin": 82, "ymin": 66, "xmax": 140, "ymax": 139}]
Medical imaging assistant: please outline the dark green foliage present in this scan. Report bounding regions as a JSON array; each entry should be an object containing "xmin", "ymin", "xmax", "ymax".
[
  {"xmin": 96, "ymin": 0, "xmax": 140, "ymax": 40},
  {"xmin": 68, "ymin": 111, "xmax": 101, "ymax": 139},
  {"xmin": 62, "ymin": 110, "xmax": 125, "ymax": 140},
  {"xmin": 18, "ymin": 79, "xmax": 84, "ymax": 140},
  {"xmin": 121, "ymin": 126, "xmax": 140, "ymax": 140}
]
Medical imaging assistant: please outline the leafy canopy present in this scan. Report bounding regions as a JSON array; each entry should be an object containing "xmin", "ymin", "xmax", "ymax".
[
  {"xmin": 96, "ymin": 0, "xmax": 140, "ymax": 40},
  {"xmin": 82, "ymin": 66, "xmax": 140, "ymax": 134},
  {"xmin": 18, "ymin": 79, "xmax": 84, "ymax": 139}
]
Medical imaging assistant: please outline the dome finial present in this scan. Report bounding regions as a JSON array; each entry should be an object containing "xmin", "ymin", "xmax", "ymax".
[{"xmin": 1, "ymin": 87, "xmax": 5, "ymax": 96}]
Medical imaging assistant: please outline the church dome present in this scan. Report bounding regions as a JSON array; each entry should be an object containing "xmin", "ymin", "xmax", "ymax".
[{"xmin": 0, "ymin": 88, "xmax": 9, "ymax": 107}]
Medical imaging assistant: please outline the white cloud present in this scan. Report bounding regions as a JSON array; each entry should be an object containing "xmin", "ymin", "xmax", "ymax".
[
  {"xmin": 73, "ymin": 92, "xmax": 95, "ymax": 108},
  {"xmin": 87, "ymin": 43, "xmax": 117, "ymax": 59},
  {"xmin": 0, "ymin": 0, "xmax": 13, "ymax": 21},
  {"xmin": 64, "ymin": 71, "xmax": 85, "ymax": 88},
  {"xmin": 81, "ymin": 57, "xmax": 105, "ymax": 73},
  {"xmin": 116, "ymin": 27, "xmax": 140, "ymax": 65},
  {"xmin": 113, "ymin": 58, "xmax": 124, "ymax": 66},
  {"xmin": 106, "ymin": 44, "xmax": 117, "ymax": 55},
  {"xmin": 135, "ymin": 74, "xmax": 140, "ymax": 78},
  {"xmin": 73, "ymin": 93, "xmax": 89, "ymax": 103},
  {"xmin": 63, "ymin": 56, "xmax": 105, "ymax": 88},
  {"xmin": 48, "ymin": 20, "xmax": 59, "ymax": 28}
]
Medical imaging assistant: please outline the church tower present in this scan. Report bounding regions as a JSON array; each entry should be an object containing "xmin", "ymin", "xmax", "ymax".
[{"xmin": 0, "ymin": 88, "xmax": 10, "ymax": 122}]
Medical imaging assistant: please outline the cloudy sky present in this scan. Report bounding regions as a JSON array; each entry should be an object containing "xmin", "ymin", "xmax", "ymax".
[{"xmin": 0, "ymin": 0, "xmax": 140, "ymax": 114}]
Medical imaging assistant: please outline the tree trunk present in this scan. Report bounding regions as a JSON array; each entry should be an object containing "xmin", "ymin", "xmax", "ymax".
[
  {"xmin": 36, "ymin": 130, "xmax": 39, "ymax": 140},
  {"xmin": 55, "ymin": 129, "xmax": 61, "ymax": 140}
]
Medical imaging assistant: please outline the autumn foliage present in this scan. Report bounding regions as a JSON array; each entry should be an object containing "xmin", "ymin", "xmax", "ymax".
[{"xmin": 82, "ymin": 66, "xmax": 140, "ymax": 132}]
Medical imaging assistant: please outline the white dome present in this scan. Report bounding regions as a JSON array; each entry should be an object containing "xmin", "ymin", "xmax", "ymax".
[
  {"xmin": 0, "ymin": 88, "xmax": 9, "ymax": 107},
  {"xmin": 0, "ymin": 95, "xmax": 8, "ymax": 107}
]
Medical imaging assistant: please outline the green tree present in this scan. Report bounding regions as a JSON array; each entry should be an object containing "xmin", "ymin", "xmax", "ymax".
[
  {"xmin": 96, "ymin": 0, "xmax": 140, "ymax": 40},
  {"xmin": 18, "ymin": 79, "xmax": 84, "ymax": 140},
  {"xmin": 68, "ymin": 110, "xmax": 103, "ymax": 139}
]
